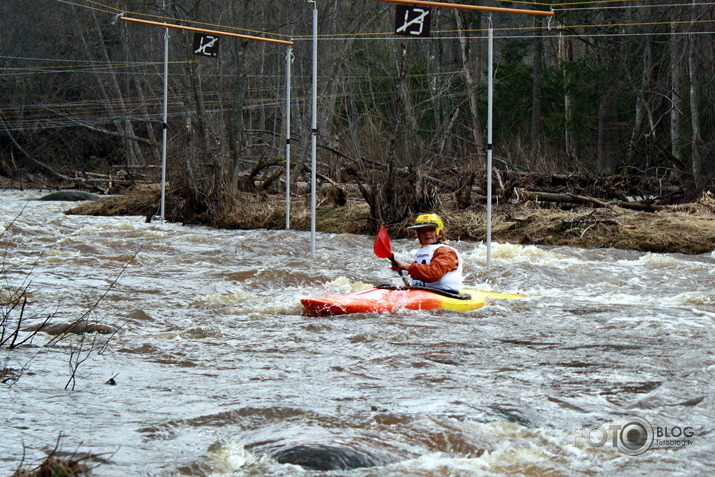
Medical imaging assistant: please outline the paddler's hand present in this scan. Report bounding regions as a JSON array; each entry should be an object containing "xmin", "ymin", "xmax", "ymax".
[{"xmin": 391, "ymin": 259, "xmax": 411, "ymax": 273}]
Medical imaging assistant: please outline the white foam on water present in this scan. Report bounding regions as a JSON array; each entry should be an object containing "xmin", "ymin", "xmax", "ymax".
[
  {"xmin": 321, "ymin": 276, "xmax": 373, "ymax": 294},
  {"xmin": 669, "ymin": 291, "xmax": 715, "ymax": 307},
  {"xmin": 205, "ymin": 438, "xmax": 256, "ymax": 474},
  {"xmin": 192, "ymin": 290, "xmax": 256, "ymax": 308},
  {"xmin": 460, "ymin": 242, "xmax": 567, "ymax": 267},
  {"xmin": 393, "ymin": 419, "xmax": 565, "ymax": 476},
  {"xmin": 682, "ymin": 307, "xmax": 715, "ymax": 321},
  {"xmin": 636, "ymin": 253, "xmax": 689, "ymax": 267}
]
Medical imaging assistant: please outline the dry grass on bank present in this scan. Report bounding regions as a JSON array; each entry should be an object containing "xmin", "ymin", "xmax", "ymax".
[
  {"xmin": 215, "ymin": 193, "xmax": 374, "ymax": 235},
  {"xmin": 11, "ymin": 442, "xmax": 108, "ymax": 477},
  {"xmin": 13, "ymin": 455, "xmax": 92, "ymax": 477},
  {"xmin": 60, "ymin": 186, "xmax": 162, "ymax": 218},
  {"xmin": 478, "ymin": 203, "xmax": 715, "ymax": 254},
  {"xmin": 64, "ymin": 188, "xmax": 715, "ymax": 255}
]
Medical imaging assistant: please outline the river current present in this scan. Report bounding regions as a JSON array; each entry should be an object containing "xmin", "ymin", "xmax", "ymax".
[{"xmin": 1, "ymin": 189, "xmax": 713, "ymax": 476}]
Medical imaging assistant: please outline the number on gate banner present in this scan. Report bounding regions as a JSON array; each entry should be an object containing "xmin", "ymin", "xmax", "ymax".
[
  {"xmin": 394, "ymin": 5, "xmax": 431, "ymax": 37},
  {"xmin": 193, "ymin": 33, "xmax": 219, "ymax": 58}
]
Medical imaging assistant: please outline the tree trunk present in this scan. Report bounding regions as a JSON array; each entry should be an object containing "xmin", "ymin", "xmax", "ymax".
[
  {"xmin": 229, "ymin": 39, "xmax": 249, "ymax": 189},
  {"xmin": 558, "ymin": 32, "xmax": 577, "ymax": 161},
  {"xmin": 597, "ymin": 60, "xmax": 620, "ymax": 173},
  {"xmin": 688, "ymin": 1, "xmax": 705, "ymax": 190},
  {"xmin": 454, "ymin": 10, "xmax": 485, "ymax": 151},
  {"xmin": 627, "ymin": 37, "xmax": 653, "ymax": 165},
  {"xmin": 398, "ymin": 43, "xmax": 419, "ymax": 143},
  {"xmin": 89, "ymin": 10, "xmax": 143, "ymax": 166},
  {"xmin": 131, "ymin": 75, "xmax": 160, "ymax": 164},
  {"xmin": 72, "ymin": 7, "xmax": 144, "ymax": 166},
  {"xmin": 531, "ymin": 16, "xmax": 544, "ymax": 159},
  {"xmin": 670, "ymin": 21, "xmax": 685, "ymax": 164}
]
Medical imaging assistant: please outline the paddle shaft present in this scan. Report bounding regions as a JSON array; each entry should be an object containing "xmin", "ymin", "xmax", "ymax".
[{"xmin": 389, "ymin": 256, "xmax": 411, "ymax": 287}]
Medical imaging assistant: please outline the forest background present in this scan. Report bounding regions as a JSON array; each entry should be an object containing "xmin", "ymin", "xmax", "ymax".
[{"xmin": 0, "ymin": 0, "xmax": 714, "ymax": 245}]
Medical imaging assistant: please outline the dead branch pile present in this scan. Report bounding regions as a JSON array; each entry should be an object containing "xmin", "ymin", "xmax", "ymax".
[
  {"xmin": 431, "ymin": 169, "xmax": 693, "ymax": 211},
  {"xmin": 71, "ymin": 165, "xmax": 162, "ymax": 194}
]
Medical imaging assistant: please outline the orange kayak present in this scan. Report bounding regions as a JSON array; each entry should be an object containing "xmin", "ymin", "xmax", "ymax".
[{"xmin": 301, "ymin": 286, "xmax": 524, "ymax": 316}]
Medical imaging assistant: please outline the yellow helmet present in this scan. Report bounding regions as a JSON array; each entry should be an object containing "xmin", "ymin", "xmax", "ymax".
[{"xmin": 408, "ymin": 213, "xmax": 444, "ymax": 236}]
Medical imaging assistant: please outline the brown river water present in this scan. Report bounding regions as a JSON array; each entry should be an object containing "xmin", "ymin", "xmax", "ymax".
[{"xmin": 1, "ymin": 189, "xmax": 714, "ymax": 476}]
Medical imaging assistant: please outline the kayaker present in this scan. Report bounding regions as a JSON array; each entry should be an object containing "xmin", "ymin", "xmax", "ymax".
[{"xmin": 390, "ymin": 213, "xmax": 463, "ymax": 293}]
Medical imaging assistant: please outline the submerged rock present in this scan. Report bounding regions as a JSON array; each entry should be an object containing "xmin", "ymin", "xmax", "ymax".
[
  {"xmin": 272, "ymin": 443, "xmax": 398, "ymax": 470},
  {"xmin": 24, "ymin": 322, "xmax": 117, "ymax": 336},
  {"xmin": 38, "ymin": 190, "xmax": 100, "ymax": 201}
]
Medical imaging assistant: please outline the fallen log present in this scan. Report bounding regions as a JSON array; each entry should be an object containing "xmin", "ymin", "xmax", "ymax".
[
  {"xmin": 519, "ymin": 189, "xmax": 610, "ymax": 207},
  {"xmin": 609, "ymin": 201, "xmax": 665, "ymax": 211},
  {"xmin": 518, "ymin": 189, "xmax": 664, "ymax": 211},
  {"xmin": 564, "ymin": 218, "xmax": 620, "ymax": 225}
]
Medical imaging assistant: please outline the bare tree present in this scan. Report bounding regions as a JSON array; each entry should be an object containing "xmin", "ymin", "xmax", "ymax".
[
  {"xmin": 688, "ymin": 0, "xmax": 707, "ymax": 190},
  {"xmin": 670, "ymin": 16, "xmax": 686, "ymax": 165},
  {"xmin": 531, "ymin": 16, "xmax": 544, "ymax": 160}
]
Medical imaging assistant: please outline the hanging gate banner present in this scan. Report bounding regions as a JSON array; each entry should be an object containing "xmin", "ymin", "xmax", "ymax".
[
  {"xmin": 193, "ymin": 33, "xmax": 220, "ymax": 57},
  {"xmin": 394, "ymin": 4, "xmax": 432, "ymax": 37}
]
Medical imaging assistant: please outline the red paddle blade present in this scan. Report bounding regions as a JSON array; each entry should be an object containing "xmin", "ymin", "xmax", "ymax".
[{"xmin": 373, "ymin": 226, "xmax": 393, "ymax": 259}]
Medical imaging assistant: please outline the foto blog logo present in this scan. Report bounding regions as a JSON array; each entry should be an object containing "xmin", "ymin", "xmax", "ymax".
[{"xmin": 574, "ymin": 416, "xmax": 695, "ymax": 456}]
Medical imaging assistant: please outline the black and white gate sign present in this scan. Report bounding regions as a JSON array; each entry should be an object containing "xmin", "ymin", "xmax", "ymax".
[
  {"xmin": 394, "ymin": 5, "xmax": 431, "ymax": 37},
  {"xmin": 193, "ymin": 33, "xmax": 219, "ymax": 58}
]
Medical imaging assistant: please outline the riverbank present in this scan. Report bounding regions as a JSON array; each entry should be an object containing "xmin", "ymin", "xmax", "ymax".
[{"xmin": 62, "ymin": 186, "xmax": 715, "ymax": 255}]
